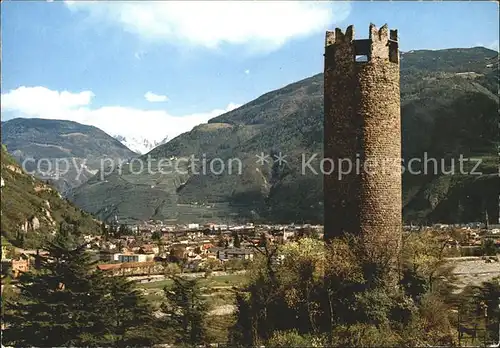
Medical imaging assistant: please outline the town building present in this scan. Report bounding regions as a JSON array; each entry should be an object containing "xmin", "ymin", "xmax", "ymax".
[
  {"xmin": 11, "ymin": 255, "xmax": 30, "ymax": 278},
  {"xmin": 217, "ymin": 248, "xmax": 254, "ymax": 261}
]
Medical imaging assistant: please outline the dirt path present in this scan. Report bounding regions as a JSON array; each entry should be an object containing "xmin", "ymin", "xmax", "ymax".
[{"xmin": 446, "ymin": 257, "xmax": 500, "ymax": 293}]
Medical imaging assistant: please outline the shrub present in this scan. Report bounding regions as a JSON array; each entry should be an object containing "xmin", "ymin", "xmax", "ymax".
[
  {"xmin": 330, "ymin": 324, "xmax": 401, "ymax": 347},
  {"xmin": 267, "ymin": 330, "xmax": 324, "ymax": 347}
]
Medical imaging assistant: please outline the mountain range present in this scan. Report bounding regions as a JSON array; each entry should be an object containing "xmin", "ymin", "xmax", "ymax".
[
  {"xmin": 114, "ymin": 135, "xmax": 169, "ymax": 155},
  {"xmin": 66, "ymin": 47, "xmax": 499, "ymax": 225},
  {"xmin": 1, "ymin": 118, "xmax": 137, "ymax": 194},
  {"xmin": 2, "ymin": 47, "xmax": 499, "ymax": 226}
]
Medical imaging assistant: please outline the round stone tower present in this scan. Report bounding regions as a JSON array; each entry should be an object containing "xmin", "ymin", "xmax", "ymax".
[{"xmin": 323, "ymin": 24, "xmax": 402, "ymax": 266}]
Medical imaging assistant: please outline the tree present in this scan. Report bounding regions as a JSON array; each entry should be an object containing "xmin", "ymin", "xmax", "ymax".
[
  {"xmin": 230, "ymin": 235, "xmax": 454, "ymax": 347},
  {"xmin": 100, "ymin": 222, "xmax": 108, "ymax": 239},
  {"xmin": 164, "ymin": 262, "xmax": 182, "ymax": 277},
  {"xmin": 217, "ymin": 234, "xmax": 226, "ymax": 248},
  {"xmin": 204, "ymin": 258, "xmax": 221, "ymax": 272},
  {"xmin": 225, "ymin": 258, "xmax": 245, "ymax": 271},
  {"xmin": 91, "ymin": 276, "xmax": 158, "ymax": 346},
  {"xmin": 117, "ymin": 240, "xmax": 125, "ymax": 252},
  {"xmin": 232, "ymin": 231, "xmax": 241, "ymax": 248},
  {"xmin": 152, "ymin": 230, "xmax": 162, "ymax": 241},
  {"xmin": 481, "ymin": 239, "xmax": 497, "ymax": 256},
  {"xmin": 161, "ymin": 276, "xmax": 209, "ymax": 346},
  {"xmin": 1, "ymin": 274, "xmax": 16, "ymax": 319},
  {"xmin": 266, "ymin": 330, "xmax": 322, "ymax": 347},
  {"xmin": 109, "ymin": 220, "xmax": 117, "ymax": 236},
  {"xmin": 15, "ymin": 229, "xmax": 25, "ymax": 246},
  {"xmin": 170, "ymin": 246, "xmax": 187, "ymax": 267},
  {"xmin": 3, "ymin": 233, "xmax": 102, "ymax": 346},
  {"xmin": 330, "ymin": 324, "xmax": 401, "ymax": 347},
  {"xmin": 71, "ymin": 220, "xmax": 81, "ymax": 236},
  {"xmin": 2, "ymin": 232, "xmax": 157, "ymax": 347},
  {"xmin": 458, "ymin": 278, "xmax": 500, "ymax": 344},
  {"xmin": 118, "ymin": 224, "xmax": 127, "ymax": 237},
  {"xmin": 478, "ymin": 279, "xmax": 500, "ymax": 341},
  {"xmin": 258, "ymin": 232, "xmax": 267, "ymax": 248},
  {"xmin": 401, "ymin": 230, "xmax": 449, "ymax": 292},
  {"xmin": 230, "ymin": 237, "xmax": 282, "ymax": 344}
]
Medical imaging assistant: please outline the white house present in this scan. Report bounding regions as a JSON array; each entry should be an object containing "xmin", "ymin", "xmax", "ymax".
[
  {"xmin": 217, "ymin": 248, "xmax": 254, "ymax": 261},
  {"xmin": 116, "ymin": 253, "xmax": 153, "ymax": 263}
]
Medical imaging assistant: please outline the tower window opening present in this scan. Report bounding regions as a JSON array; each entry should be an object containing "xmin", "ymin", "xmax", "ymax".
[{"xmin": 355, "ymin": 55, "xmax": 368, "ymax": 62}]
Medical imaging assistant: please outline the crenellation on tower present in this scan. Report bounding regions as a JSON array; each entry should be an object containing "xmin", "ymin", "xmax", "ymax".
[
  {"xmin": 325, "ymin": 24, "xmax": 399, "ymax": 64},
  {"xmin": 369, "ymin": 24, "xmax": 390, "ymax": 61},
  {"xmin": 379, "ymin": 24, "xmax": 389, "ymax": 41},
  {"xmin": 368, "ymin": 23, "xmax": 378, "ymax": 41},
  {"xmin": 344, "ymin": 25, "xmax": 355, "ymax": 42},
  {"xmin": 325, "ymin": 31, "xmax": 335, "ymax": 47},
  {"xmin": 389, "ymin": 29, "xmax": 398, "ymax": 41},
  {"xmin": 334, "ymin": 28, "xmax": 345, "ymax": 43},
  {"xmin": 389, "ymin": 30, "xmax": 399, "ymax": 64}
]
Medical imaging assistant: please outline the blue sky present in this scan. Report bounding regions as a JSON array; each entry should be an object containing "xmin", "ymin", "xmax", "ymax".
[{"xmin": 1, "ymin": 1, "xmax": 498, "ymax": 142}]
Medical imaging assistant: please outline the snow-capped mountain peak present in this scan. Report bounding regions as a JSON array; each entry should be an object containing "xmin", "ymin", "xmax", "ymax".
[{"xmin": 114, "ymin": 135, "xmax": 169, "ymax": 154}]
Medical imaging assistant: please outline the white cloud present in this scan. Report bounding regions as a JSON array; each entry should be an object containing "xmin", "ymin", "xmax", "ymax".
[
  {"xmin": 244, "ymin": 69, "xmax": 250, "ymax": 75},
  {"xmin": 224, "ymin": 102, "xmax": 240, "ymax": 111},
  {"xmin": 64, "ymin": 1, "xmax": 351, "ymax": 53},
  {"xmin": 1, "ymin": 86, "xmax": 240, "ymax": 142},
  {"xmin": 144, "ymin": 91, "xmax": 169, "ymax": 103}
]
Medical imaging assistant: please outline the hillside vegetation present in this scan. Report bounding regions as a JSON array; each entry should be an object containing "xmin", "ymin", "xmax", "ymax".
[
  {"xmin": 1, "ymin": 144, "xmax": 100, "ymax": 248},
  {"xmin": 68, "ymin": 47, "xmax": 499, "ymax": 224}
]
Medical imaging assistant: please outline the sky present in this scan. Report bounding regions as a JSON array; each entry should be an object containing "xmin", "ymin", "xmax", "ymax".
[{"xmin": 1, "ymin": 0, "xmax": 499, "ymax": 143}]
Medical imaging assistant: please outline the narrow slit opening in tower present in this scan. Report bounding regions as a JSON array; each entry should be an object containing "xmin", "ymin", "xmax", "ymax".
[{"xmin": 355, "ymin": 55, "xmax": 368, "ymax": 62}]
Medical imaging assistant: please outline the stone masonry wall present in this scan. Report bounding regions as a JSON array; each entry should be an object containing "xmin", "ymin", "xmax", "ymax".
[
  {"xmin": 324, "ymin": 24, "xmax": 402, "ymax": 265},
  {"xmin": 324, "ymin": 25, "xmax": 361, "ymax": 239}
]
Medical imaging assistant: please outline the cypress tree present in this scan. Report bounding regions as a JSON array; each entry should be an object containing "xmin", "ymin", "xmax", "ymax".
[
  {"xmin": 161, "ymin": 276, "xmax": 209, "ymax": 346},
  {"xmin": 96, "ymin": 276, "xmax": 158, "ymax": 346},
  {"xmin": 233, "ymin": 232, "xmax": 241, "ymax": 248}
]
